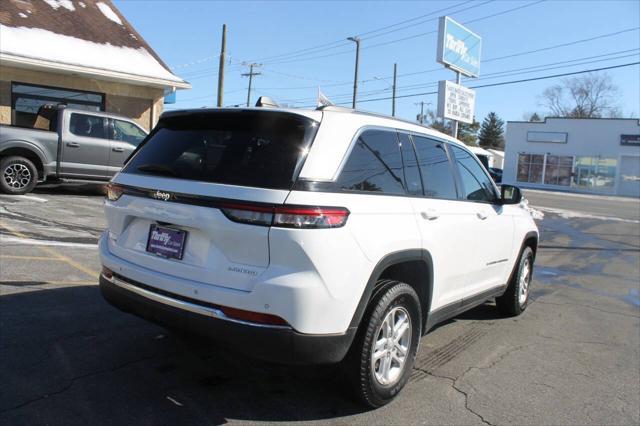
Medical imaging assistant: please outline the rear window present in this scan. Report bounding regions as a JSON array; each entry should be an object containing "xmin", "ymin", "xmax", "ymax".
[{"xmin": 123, "ymin": 111, "xmax": 318, "ymax": 190}]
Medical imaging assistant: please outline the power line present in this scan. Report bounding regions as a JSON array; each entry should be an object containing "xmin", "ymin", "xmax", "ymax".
[
  {"xmin": 264, "ymin": 0, "xmax": 547, "ymax": 66},
  {"xmin": 281, "ymin": 50, "xmax": 640, "ymax": 104},
  {"xmin": 319, "ymin": 62, "xmax": 640, "ymax": 106},
  {"xmin": 252, "ymin": 0, "xmax": 477, "ymax": 63},
  {"xmin": 255, "ymin": 27, "xmax": 640, "ymax": 92}
]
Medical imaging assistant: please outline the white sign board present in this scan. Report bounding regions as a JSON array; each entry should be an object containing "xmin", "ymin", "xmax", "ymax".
[{"xmin": 437, "ymin": 80, "xmax": 475, "ymax": 124}]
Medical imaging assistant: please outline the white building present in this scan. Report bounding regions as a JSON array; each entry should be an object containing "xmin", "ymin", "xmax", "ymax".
[{"xmin": 503, "ymin": 118, "xmax": 640, "ymax": 197}]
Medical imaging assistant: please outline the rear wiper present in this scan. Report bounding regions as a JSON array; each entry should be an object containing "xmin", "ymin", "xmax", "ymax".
[{"xmin": 137, "ymin": 163, "xmax": 179, "ymax": 177}]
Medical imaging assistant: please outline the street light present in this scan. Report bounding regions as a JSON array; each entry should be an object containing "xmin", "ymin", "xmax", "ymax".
[{"xmin": 347, "ymin": 36, "xmax": 360, "ymax": 109}]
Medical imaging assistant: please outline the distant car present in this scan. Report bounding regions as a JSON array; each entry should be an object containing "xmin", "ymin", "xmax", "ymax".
[
  {"xmin": 0, "ymin": 104, "xmax": 148, "ymax": 194},
  {"xmin": 489, "ymin": 167, "xmax": 503, "ymax": 183}
]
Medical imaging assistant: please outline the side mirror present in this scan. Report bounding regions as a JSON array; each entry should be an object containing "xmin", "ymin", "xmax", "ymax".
[{"xmin": 500, "ymin": 184, "xmax": 522, "ymax": 205}]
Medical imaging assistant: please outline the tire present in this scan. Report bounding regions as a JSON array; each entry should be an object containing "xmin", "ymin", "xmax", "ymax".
[
  {"xmin": 344, "ymin": 280, "xmax": 422, "ymax": 408},
  {"xmin": 0, "ymin": 156, "xmax": 38, "ymax": 195},
  {"xmin": 496, "ymin": 246, "xmax": 534, "ymax": 316}
]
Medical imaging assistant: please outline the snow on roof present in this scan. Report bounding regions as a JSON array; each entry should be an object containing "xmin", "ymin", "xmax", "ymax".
[
  {"xmin": 96, "ymin": 2, "xmax": 122, "ymax": 25},
  {"xmin": 1, "ymin": 24, "xmax": 184, "ymax": 83},
  {"xmin": 467, "ymin": 146, "xmax": 494, "ymax": 157},
  {"xmin": 0, "ymin": 0, "xmax": 189, "ymax": 88}
]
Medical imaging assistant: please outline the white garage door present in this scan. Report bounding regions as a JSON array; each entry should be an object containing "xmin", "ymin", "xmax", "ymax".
[{"xmin": 618, "ymin": 156, "xmax": 640, "ymax": 197}]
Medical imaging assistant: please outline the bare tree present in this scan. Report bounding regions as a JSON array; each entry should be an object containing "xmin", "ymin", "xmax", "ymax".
[{"xmin": 539, "ymin": 72, "xmax": 621, "ymax": 118}]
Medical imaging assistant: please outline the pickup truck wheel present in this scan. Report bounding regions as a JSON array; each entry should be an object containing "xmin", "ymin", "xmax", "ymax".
[
  {"xmin": 0, "ymin": 156, "xmax": 38, "ymax": 195},
  {"xmin": 345, "ymin": 280, "xmax": 421, "ymax": 408},
  {"xmin": 496, "ymin": 246, "xmax": 534, "ymax": 316}
]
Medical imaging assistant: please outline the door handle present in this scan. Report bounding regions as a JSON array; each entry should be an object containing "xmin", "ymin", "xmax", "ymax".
[
  {"xmin": 66, "ymin": 142, "xmax": 80, "ymax": 147},
  {"xmin": 112, "ymin": 147, "xmax": 125, "ymax": 152},
  {"xmin": 421, "ymin": 209, "xmax": 440, "ymax": 221},
  {"xmin": 476, "ymin": 211, "xmax": 488, "ymax": 220}
]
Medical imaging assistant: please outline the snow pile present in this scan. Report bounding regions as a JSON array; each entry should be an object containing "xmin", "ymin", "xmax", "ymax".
[
  {"xmin": 520, "ymin": 198, "xmax": 544, "ymax": 220},
  {"xmin": 41, "ymin": 0, "xmax": 75, "ymax": 11},
  {"xmin": 0, "ymin": 24, "xmax": 184, "ymax": 83},
  {"xmin": 96, "ymin": 2, "xmax": 123, "ymax": 25}
]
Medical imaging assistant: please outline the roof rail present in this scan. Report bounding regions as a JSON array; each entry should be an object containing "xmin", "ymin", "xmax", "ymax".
[{"xmin": 315, "ymin": 105, "xmax": 354, "ymax": 112}]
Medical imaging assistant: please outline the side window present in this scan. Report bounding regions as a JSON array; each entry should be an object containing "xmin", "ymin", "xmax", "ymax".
[
  {"xmin": 69, "ymin": 113, "xmax": 106, "ymax": 139},
  {"xmin": 398, "ymin": 133, "xmax": 423, "ymax": 196},
  {"xmin": 337, "ymin": 129, "xmax": 405, "ymax": 194},
  {"xmin": 412, "ymin": 136, "xmax": 458, "ymax": 199},
  {"xmin": 112, "ymin": 119, "xmax": 147, "ymax": 146},
  {"xmin": 450, "ymin": 145, "xmax": 496, "ymax": 202}
]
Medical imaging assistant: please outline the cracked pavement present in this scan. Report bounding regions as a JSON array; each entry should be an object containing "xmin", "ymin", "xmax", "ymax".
[{"xmin": 1, "ymin": 184, "xmax": 639, "ymax": 425}]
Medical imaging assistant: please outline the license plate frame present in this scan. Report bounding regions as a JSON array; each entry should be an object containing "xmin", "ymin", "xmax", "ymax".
[{"xmin": 146, "ymin": 224, "xmax": 187, "ymax": 260}]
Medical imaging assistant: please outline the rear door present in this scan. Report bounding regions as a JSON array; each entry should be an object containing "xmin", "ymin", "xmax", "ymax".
[
  {"xmin": 404, "ymin": 133, "xmax": 477, "ymax": 309},
  {"xmin": 107, "ymin": 118, "xmax": 148, "ymax": 176},
  {"xmin": 105, "ymin": 110, "xmax": 320, "ymax": 292},
  {"xmin": 61, "ymin": 112, "xmax": 110, "ymax": 178},
  {"xmin": 448, "ymin": 145, "xmax": 514, "ymax": 296}
]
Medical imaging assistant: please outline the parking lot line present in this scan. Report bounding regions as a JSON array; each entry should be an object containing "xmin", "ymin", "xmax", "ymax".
[
  {"xmin": 0, "ymin": 221, "xmax": 100, "ymax": 279},
  {"xmin": 1, "ymin": 255, "xmax": 60, "ymax": 260}
]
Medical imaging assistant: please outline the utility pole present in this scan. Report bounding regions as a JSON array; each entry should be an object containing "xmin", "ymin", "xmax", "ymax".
[
  {"xmin": 241, "ymin": 63, "xmax": 261, "ymax": 107},
  {"xmin": 392, "ymin": 63, "xmax": 397, "ymax": 117},
  {"xmin": 451, "ymin": 71, "xmax": 461, "ymax": 139},
  {"xmin": 415, "ymin": 101, "xmax": 431, "ymax": 125},
  {"xmin": 347, "ymin": 36, "xmax": 360, "ymax": 109},
  {"xmin": 216, "ymin": 24, "xmax": 227, "ymax": 107}
]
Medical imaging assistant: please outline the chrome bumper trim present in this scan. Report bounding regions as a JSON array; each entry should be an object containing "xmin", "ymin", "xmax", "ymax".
[{"xmin": 104, "ymin": 274, "xmax": 291, "ymax": 330}]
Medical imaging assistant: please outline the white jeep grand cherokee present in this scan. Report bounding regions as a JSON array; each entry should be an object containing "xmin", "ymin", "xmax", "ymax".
[{"xmin": 99, "ymin": 105, "xmax": 538, "ymax": 407}]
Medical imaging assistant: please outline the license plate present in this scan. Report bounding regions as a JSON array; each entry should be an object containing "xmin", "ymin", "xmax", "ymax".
[{"xmin": 146, "ymin": 225, "xmax": 187, "ymax": 260}]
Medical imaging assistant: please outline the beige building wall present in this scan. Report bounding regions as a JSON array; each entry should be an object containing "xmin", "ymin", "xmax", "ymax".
[{"xmin": 0, "ymin": 65, "xmax": 165, "ymax": 130}]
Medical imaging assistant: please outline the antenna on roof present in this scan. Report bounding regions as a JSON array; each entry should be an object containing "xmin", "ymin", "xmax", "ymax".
[{"xmin": 255, "ymin": 96, "xmax": 279, "ymax": 108}]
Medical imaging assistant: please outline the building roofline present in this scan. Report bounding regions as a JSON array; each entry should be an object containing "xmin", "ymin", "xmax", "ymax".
[
  {"xmin": 1, "ymin": 53, "xmax": 191, "ymax": 90},
  {"xmin": 508, "ymin": 116, "xmax": 640, "ymax": 124}
]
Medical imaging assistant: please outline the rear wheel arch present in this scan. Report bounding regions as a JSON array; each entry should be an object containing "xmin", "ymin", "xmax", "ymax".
[
  {"xmin": 349, "ymin": 249, "xmax": 433, "ymax": 333},
  {"xmin": 0, "ymin": 147, "xmax": 45, "ymax": 180}
]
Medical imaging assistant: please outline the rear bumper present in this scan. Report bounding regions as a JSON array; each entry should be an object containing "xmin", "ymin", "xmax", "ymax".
[{"xmin": 99, "ymin": 273, "xmax": 356, "ymax": 365}]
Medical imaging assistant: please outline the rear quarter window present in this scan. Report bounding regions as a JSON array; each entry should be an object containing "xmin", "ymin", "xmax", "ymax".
[
  {"xmin": 336, "ymin": 129, "xmax": 405, "ymax": 195},
  {"xmin": 123, "ymin": 111, "xmax": 318, "ymax": 190}
]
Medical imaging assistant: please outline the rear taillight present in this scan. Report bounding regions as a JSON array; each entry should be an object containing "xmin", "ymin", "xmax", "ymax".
[
  {"xmin": 106, "ymin": 183, "xmax": 123, "ymax": 201},
  {"xmin": 220, "ymin": 203, "xmax": 349, "ymax": 229}
]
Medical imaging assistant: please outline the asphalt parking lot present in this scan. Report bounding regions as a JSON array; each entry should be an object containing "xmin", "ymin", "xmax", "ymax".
[{"xmin": 1, "ymin": 184, "xmax": 639, "ymax": 425}]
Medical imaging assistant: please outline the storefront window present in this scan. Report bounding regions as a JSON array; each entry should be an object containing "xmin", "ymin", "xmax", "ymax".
[
  {"xmin": 517, "ymin": 154, "xmax": 544, "ymax": 183},
  {"xmin": 11, "ymin": 83, "xmax": 104, "ymax": 129},
  {"xmin": 574, "ymin": 157, "xmax": 617, "ymax": 191},
  {"xmin": 544, "ymin": 155, "xmax": 573, "ymax": 186}
]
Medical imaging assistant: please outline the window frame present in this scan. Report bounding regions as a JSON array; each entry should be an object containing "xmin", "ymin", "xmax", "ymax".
[
  {"xmin": 334, "ymin": 127, "xmax": 407, "ymax": 195},
  {"xmin": 313, "ymin": 125, "xmax": 502, "ymax": 202},
  {"xmin": 68, "ymin": 112, "xmax": 109, "ymax": 140},
  {"xmin": 405, "ymin": 132, "xmax": 462, "ymax": 201},
  {"xmin": 108, "ymin": 118, "xmax": 148, "ymax": 146},
  {"xmin": 448, "ymin": 144, "xmax": 501, "ymax": 204}
]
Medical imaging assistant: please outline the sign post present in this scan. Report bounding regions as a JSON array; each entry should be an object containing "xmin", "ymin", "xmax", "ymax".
[{"xmin": 436, "ymin": 16, "xmax": 481, "ymax": 139}]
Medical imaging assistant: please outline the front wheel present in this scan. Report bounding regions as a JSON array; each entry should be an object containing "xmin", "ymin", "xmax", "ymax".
[
  {"xmin": 0, "ymin": 156, "xmax": 38, "ymax": 195},
  {"xmin": 345, "ymin": 280, "xmax": 421, "ymax": 407},
  {"xmin": 496, "ymin": 246, "xmax": 534, "ymax": 316}
]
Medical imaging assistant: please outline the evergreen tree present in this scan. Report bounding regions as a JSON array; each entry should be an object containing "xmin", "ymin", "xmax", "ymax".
[
  {"xmin": 478, "ymin": 112, "xmax": 505, "ymax": 148},
  {"xmin": 458, "ymin": 119, "xmax": 480, "ymax": 146},
  {"xmin": 529, "ymin": 112, "xmax": 541, "ymax": 122}
]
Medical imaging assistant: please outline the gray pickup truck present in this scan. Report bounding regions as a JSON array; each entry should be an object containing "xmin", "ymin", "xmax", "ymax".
[{"xmin": 0, "ymin": 105, "xmax": 148, "ymax": 194}]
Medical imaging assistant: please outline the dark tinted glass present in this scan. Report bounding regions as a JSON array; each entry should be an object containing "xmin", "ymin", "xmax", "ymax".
[
  {"xmin": 69, "ymin": 113, "xmax": 106, "ymax": 139},
  {"xmin": 398, "ymin": 133, "xmax": 423, "ymax": 196},
  {"xmin": 450, "ymin": 145, "xmax": 497, "ymax": 202},
  {"xmin": 112, "ymin": 119, "xmax": 147, "ymax": 146},
  {"xmin": 337, "ymin": 130, "xmax": 405, "ymax": 194},
  {"xmin": 412, "ymin": 136, "xmax": 457, "ymax": 199},
  {"xmin": 124, "ymin": 111, "xmax": 318, "ymax": 190}
]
